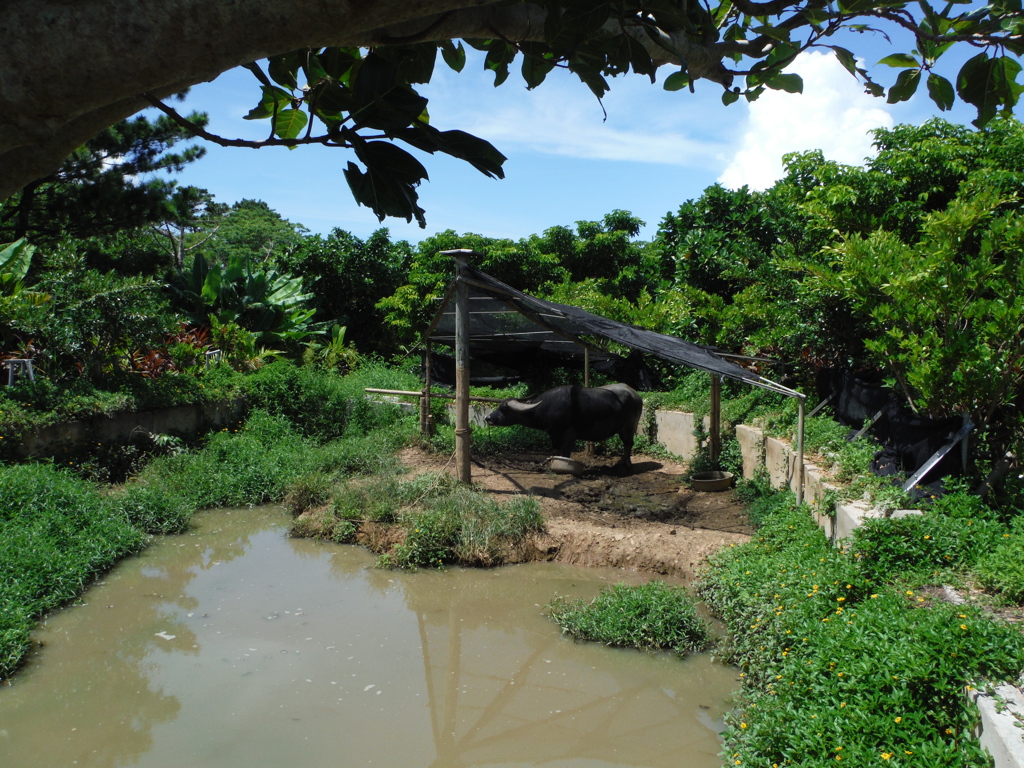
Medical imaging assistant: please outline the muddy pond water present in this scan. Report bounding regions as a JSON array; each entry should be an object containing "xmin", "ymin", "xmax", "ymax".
[{"xmin": 0, "ymin": 505, "xmax": 738, "ymax": 768}]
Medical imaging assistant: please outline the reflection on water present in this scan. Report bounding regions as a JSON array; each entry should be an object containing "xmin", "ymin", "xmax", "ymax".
[{"xmin": 0, "ymin": 505, "xmax": 737, "ymax": 768}]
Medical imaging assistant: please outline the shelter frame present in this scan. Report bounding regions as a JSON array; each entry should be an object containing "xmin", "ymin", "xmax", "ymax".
[{"xmin": 428, "ymin": 251, "xmax": 807, "ymax": 503}]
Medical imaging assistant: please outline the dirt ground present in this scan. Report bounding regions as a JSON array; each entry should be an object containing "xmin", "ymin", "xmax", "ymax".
[{"xmin": 396, "ymin": 446, "xmax": 753, "ymax": 581}]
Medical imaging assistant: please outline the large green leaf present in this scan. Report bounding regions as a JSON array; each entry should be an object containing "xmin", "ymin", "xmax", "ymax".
[
  {"xmin": 877, "ymin": 53, "xmax": 920, "ymax": 68},
  {"xmin": 0, "ymin": 239, "xmax": 34, "ymax": 283},
  {"xmin": 244, "ymin": 86, "xmax": 293, "ymax": 120},
  {"xmin": 200, "ymin": 265, "xmax": 222, "ymax": 306},
  {"xmin": 484, "ymin": 39, "xmax": 516, "ymax": 86},
  {"xmin": 520, "ymin": 42, "xmax": 557, "ymax": 89},
  {"xmin": 345, "ymin": 142, "xmax": 429, "ymax": 227},
  {"xmin": 957, "ymin": 53, "xmax": 1021, "ymax": 125},
  {"xmin": 926, "ymin": 73, "xmax": 956, "ymax": 111},
  {"xmin": 887, "ymin": 68, "xmax": 922, "ymax": 103},
  {"xmin": 664, "ymin": 71, "xmax": 690, "ymax": 92},
  {"xmin": 766, "ymin": 73, "xmax": 803, "ymax": 93},
  {"xmin": 376, "ymin": 43, "xmax": 437, "ymax": 84},
  {"xmin": 271, "ymin": 109, "xmax": 309, "ymax": 142},
  {"xmin": 393, "ymin": 125, "xmax": 506, "ymax": 179},
  {"xmin": 268, "ymin": 51, "xmax": 302, "ymax": 90},
  {"xmin": 350, "ymin": 54, "xmax": 428, "ymax": 132},
  {"xmin": 318, "ymin": 47, "xmax": 359, "ymax": 81},
  {"xmin": 440, "ymin": 40, "xmax": 466, "ymax": 73}
]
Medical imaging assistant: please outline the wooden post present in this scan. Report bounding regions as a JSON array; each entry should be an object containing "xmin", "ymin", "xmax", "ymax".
[
  {"xmin": 450, "ymin": 251, "xmax": 472, "ymax": 483},
  {"xmin": 584, "ymin": 347, "xmax": 593, "ymax": 457},
  {"xmin": 421, "ymin": 340, "xmax": 433, "ymax": 437},
  {"xmin": 710, "ymin": 374, "xmax": 722, "ymax": 464}
]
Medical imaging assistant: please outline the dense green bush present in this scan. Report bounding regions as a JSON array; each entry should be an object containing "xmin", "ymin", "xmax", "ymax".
[
  {"xmin": 548, "ymin": 581, "xmax": 711, "ymax": 657},
  {"xmin": 108, "ymin": 482, "xmax": 194, "ymax": 534},
  {"xmin": 852, "ymin": 491, "xmax": 1006, "ymax": 582},
  {"xmin": 698, "ymin": 491, "xmax": 1024, "ymax": 768},
  {"xmin": 137, "ymin": 407, "xmax": 411, "ymax": 511},
  {"xmin": 242, "ymin": 359, "xmax": 421, "ymax": 440},
  {"xmin": 390, "ymin": 488, "xmax": 542, "ymax": 569}
]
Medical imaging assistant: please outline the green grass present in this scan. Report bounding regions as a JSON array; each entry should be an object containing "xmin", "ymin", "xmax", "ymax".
[
  {"xmin": 0, "ymin": 463, "xmax": 148, "ymax": 678},
  {"xmin": 547, "ymin": 581, "xmax": 712, "ymax": 657},
  {"xmin": 851, "ymin": 490, "xmax": 1006, "ymax": 584}
]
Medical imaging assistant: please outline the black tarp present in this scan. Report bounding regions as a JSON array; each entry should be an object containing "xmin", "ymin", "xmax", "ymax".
[
  {"xmin": 818, "ymin": 370, "xmax": 970, "ymax": 492},
  {"xmin": 428, "ymin": 266, "xmax": 771, "ymax": 391}
]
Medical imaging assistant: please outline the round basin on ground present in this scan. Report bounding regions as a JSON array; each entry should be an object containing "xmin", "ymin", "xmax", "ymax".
[
  {"xmin": 689, "ymin": 470, "xmax": 734, "ymax": 491},
  {"xmin": 550, "ymin": 456, "xmax": 584, "ymax": 476}
]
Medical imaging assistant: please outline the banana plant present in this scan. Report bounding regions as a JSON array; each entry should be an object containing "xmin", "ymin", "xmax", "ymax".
[{"xmin": 168, "ymin": 253, "xmax": 320, "ymax": 345}]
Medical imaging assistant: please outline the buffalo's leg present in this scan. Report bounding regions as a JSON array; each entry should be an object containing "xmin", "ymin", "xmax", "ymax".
[{"xmin": 616, "ymin": 431, "xmax": 635, "ymax": 466}]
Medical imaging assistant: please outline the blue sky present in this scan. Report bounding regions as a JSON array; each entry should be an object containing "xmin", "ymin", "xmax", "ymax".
[{"xmin": 166, "ymin": 31, "xmax": 1000, "ymax": 244}]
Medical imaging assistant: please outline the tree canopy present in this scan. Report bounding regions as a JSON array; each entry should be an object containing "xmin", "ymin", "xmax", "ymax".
[{"xmin": 2, "ymin": 0, "xmax": 1021, "ymax": 224}]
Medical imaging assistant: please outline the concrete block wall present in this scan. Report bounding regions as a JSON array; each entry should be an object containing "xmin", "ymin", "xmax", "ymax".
[{"xmin": 14, "ymin": 400, "xmax": 246, "ymax": 459}]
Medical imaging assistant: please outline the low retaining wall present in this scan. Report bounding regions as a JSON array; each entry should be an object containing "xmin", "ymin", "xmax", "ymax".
[{"xmin": 12, "ymin": 400, "xmax": 247, "ymax": 459}]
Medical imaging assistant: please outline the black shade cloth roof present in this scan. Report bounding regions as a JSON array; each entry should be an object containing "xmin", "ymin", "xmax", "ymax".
[{"xmin": 428, "ymin": 265, "xmax": 785, "ymax": 392}]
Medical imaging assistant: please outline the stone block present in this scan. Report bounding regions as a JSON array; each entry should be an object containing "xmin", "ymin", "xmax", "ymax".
[
  {"xmin": 834, "ymin": 501, "xmax": 884, "ymax": 540},
  {"xmin": 765, "ymin": 436, "xmax": 795, "ymax": 490},
  {"xmin": 735, "ymin": 424, "xmax": 764, "ymax": 480},
  {"xmin": 970, "ymin": 684, "xmax": 1024, "ymax": 768},
  {"xmin": 653, "ymin": 410, "xmax": 709, "ymax": 461}
]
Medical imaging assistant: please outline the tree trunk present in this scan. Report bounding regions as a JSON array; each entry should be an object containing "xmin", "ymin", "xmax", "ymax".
[{"xmin": 0, "ymin": 0, "xmax": 717, "ymax": 201}]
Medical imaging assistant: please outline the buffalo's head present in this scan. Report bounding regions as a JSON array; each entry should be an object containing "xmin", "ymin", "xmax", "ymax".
[{"xmin": 484, "ymin": 398, "xmax": 540, "ymax": 427}]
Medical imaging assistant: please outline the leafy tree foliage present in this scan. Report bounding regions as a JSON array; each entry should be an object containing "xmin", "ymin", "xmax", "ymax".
[
  {"xmin": 0, "ymin": 114, "xmax": 208, "ymax": 245},
  {"xmin": 25, "ymin": 245, "xmax": 175, "ymax": 382},
  {"xmin": 277, "ymin": 228, "xmax": 412, "ymax": 355},
  {"xmin": 530, "ymin": 210, "xmax": 657, "ymax": 301},
  {"xmin": 835, "ymin": 189, "xmax": 1024, "ymax": 439},
  {"xmin": 198, "ymin": 199, "xmax": 308, "ymax": 267}
]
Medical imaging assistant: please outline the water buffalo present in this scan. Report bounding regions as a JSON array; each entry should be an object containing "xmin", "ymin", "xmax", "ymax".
[{"xmin": 484, "ymin": 383, "xmax": 644, "ymax": 466}]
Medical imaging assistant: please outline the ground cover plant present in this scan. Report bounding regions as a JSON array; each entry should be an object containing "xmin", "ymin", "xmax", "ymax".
[
  {"xmin": 547, "ymin": 581, "xmax": 711, "ymax": 657},
  {"xmin": 698, "ymin": 486, "xmax": 1024, "ymax": 768}
]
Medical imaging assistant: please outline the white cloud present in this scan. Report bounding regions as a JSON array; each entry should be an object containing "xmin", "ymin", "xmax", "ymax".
[
  {"xmin": 718, "ymin": 51, "xmax": 894, "ymax": 190},
  {"xmin": 424, "ymin": 64, "xmax": 731, "ymax": 169}
]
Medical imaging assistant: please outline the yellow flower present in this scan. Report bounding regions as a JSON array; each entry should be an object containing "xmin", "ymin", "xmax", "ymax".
[
  {"xmin": 882, "ymin": 753, "xmax": 892, "ymax": 761},
  {"xmin": 945, "ymin": 727, "xmax": 953, "ymax": 734},
  {"xmin": 961, "ymin": 624, "xmax": 968, "ymax": 630},
  {"xmin": 740, "ymin": 723, "xmax": 747, "ymax": 729}
]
